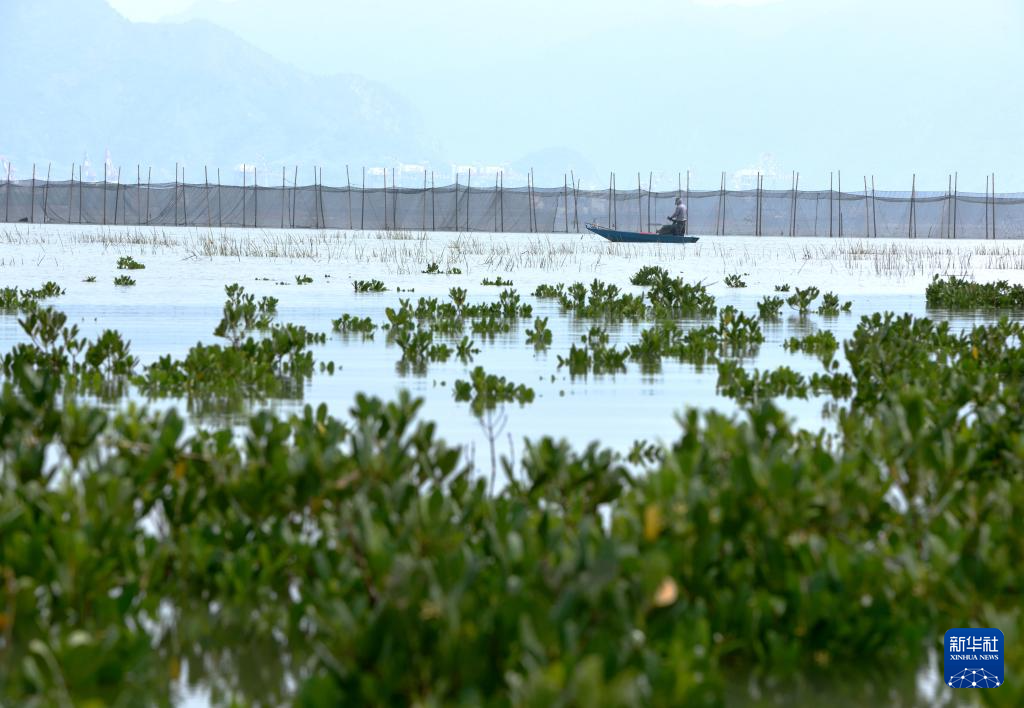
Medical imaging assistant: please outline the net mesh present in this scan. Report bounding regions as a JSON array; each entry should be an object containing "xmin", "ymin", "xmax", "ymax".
[{"xmin": 2, "ymin": 179, "xmax": 1021, "ymax": 238}]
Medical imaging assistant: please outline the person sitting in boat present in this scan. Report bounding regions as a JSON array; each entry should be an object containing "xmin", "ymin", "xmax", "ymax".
[{"xmin": 658, "ymin": 197, "xmax": 687, "ymax": 235}]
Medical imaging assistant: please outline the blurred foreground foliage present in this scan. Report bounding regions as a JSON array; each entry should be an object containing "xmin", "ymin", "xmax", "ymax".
[{"xmin": 1, "ymin": 276, "xmax": 1024, "ymax": 706}]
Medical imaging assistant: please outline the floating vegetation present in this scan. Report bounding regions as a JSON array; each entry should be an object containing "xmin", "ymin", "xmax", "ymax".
[
  {"xmin": 353, "ymin": 279, "xmax": 387, "ymax": 292},
  {"xmin": 481, "ymin": 276, "xmax": 513, "ymax": 286},
  {"xmin": 724, "ymin": 272, "xmax": 748, "ymax": 288},
  {"xmin": 83, "ymin": 275, "xmax": 97, "ymax": 283},
  {"xmin": 116, "ymin": 255, "xmax": 145, "ymax": 270},
  {"xmin": 774, "ymin": 283, "xmax": 791, "ymax": 292},
  {"xmin": 295, "ymin": 274, "xmax": 314, "ymax": 285},
  {"xmin": 113, "ymin": 275, "xmax": 136, "ymax": 286},
  {"xmin": 453, "ymin": 365, "xmax": 535, "ymax": 415},
  {"xmin": 925, "ymin": 275, "xmax": 1024, "ymax": 308}
]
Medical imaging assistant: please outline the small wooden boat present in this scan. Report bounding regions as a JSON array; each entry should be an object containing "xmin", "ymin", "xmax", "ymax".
[{"xmin": 585, "ymin": 223, "xmax": 699, "ymax": 244}]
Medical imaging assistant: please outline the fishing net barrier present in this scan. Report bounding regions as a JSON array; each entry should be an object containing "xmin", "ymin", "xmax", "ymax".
[{"xmin": 2, "ymin": 177, "xmax": 1022, "ymax": 238}]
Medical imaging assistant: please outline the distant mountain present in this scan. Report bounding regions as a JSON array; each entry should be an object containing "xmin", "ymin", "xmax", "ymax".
[{"xmin": 0, "ymin": 0, "xmax": 439, "ymax": 182}]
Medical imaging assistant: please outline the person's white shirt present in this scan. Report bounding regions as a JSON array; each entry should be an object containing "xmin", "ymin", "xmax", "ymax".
[{"xmin": 670, "ymin": 202, "xmax": 687, "ymax": 221}]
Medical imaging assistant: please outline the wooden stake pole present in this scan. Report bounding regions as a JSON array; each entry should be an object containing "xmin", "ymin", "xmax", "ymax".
[
  {"xmin": 424, "ymin": 168, "xmax": 429, "ymax": 231},
  {"xmin": 431, "ymin": 171, "xmax": 436, "ymax": 231},
  {"xmin": 349, "ymin": 165, "xmax": 355, "ymax": 230},
  {"xmin": 4, "ymin": 163, "xmax": 10, "ymax": 224},
  {"xmin": 985, "ymin": 175, "xmax": 989, "ymax": 240},
  {"xmin": 794, "ymin": 172, "xmax": 801, "ymax": 236},
  {"xmin": 612, "ymin": 172, "xmax": 618, "ymax": 229},
  {"xmin": 565, "ymin": 174, "xmax": 573, "ymax": 232},
  {"xmin": 909, "ymin": 174, "xmax": 916, "ymax": 239},
  {"xmin": 647, "ymin": 171, "xmax": 652, "ymax": 231},
  {"xmin": 864, "ymin": 175, "xmax": 870, "ymax": 238},
  {"xmin": 570, "ymin": 169, "xmax": 579, "ymax": 231},
  {"xmin": 828, "ymin": 172, "xmax": 833, "ymax": 238},
  {"xmin": 499, "ymin": 171, "xmax": 504, "ymax": 232},
  {"xmin": 42, "ymin": 163, "xmax": 51, "ymax": 223},
  {"xmin": 992, "ymin": 173, "xmax": 996, "ymax": 239},
  {"xmin": 637, "ymin": 172, "xmax": 642, "ymax": 232},
  {"xmin": 686, "ymin": 170, "xmax": 690, "ymax": 229},
  {"xmin": 241, "ymin": 165, "xmax": 247, "ymax": 228},
  {"xmin": 467, "ymin": 168, "xmax": 471, "ymax": 232},
  {"xmin": 871, "ymin": 176, "xmax": 877, "ymax": 238},
  {"xmin": 382, "ymin": 168, "xmax": 388, "ymax": 230},
  {"xmin": 607, "ymin": 172, "xmax": 613, "ymax": 227},
  {"xmin": 291, "ymin": 166, "xmax": 298, "ymax": 228},
  {"xmin": 838, "ymin": 170, "xmax": 843, "ymax": 237},
  {"xmin": 174, "ymin": 162, "xmax": 179, "ymax": 227},
  {"xmin": 946, "ymin": 172, "xmax": 954, "ymax": 239},
  {"xmin": 135, "ymin": 165, "xmax": 141, "ymax": 225},
  {"xmin": 495, "ymin": 172, "xmax": 499, "ymax": 232},
  {"xmin": 317, "ymin": 165, "xmax": 325, "ymax": 227},
  {"xmin": 114, "ymin": 167, "xmax": 122, "ymax": 225},
  {"xmin": 360, "ymin": 167, "xmax": 365, "ymax": 230},
  {"xmin": 454, "ymin": 172, "xmax": 458, "ymax": 232},
  {"xmin": 29, "ymin": 164, "xmax": 37, "ymax": 224}
]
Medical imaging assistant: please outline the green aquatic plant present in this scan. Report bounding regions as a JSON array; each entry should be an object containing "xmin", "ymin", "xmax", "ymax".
[
  {"xmin": 332, "ymin": 314, "xmax": 377, "ymax": 338},
  {"xmin": 353, "ymin": 279, "xmax": 387, "ymax": 292},
  {"xmin": 716, "ymin": 360, "xmax": 809, "ymax": 404},
  {"xmin": 113, "ymin": 275, "xmax": 136, "ymax": 286},
  {"xmin": 532, "ymin": 283, "xmax": 565, "ymax": 299},
  {"xmin": 116, "ymin": 255, "xmax": 145, "ymax": 270},
  {"xmin": 456, "ymin": 335, "xmax": 480, "ymax": 362},
  {"xmin": 817, "ymin": 292, "xmax": 852, "ymax": 316},
  {"xmin": 295, "ymin": 274, "xmax": 314, "ymax": 285},
  {"xmin": 629, "ymin": 265, "xmax": 669, "ymax": 286},
  {"xmin": 0, "ymin": 281, "xmax": 65, "ymax": 311},
  {"xmin": 214, "ymin": 284, "xmax": 278, "ymax": 346},
  {"xmin": 525, "ymin": 316, "xmax": 553, "ymax": 349},
  {"xmin": 786, "ymin": 285, "xmax": 820, "ymax": 314},
  {"xmin": 83, "ymin": 275, "xmax": 97, "ymax": 283},
  {"xmin": 757, "ymin": 295, "xmax": 785, "ymax": 320},
  {"xmin": 558, "ymin": 326, "xmax": 627, "ymax": 377},
  {"xmin": 481, "ymin": 276, "xmax": 513, "ymax": 286},
  {"xmin": 774, "ymin": 283, "xmax": 791, "ymax": 292},
  {"xmin": 453, "ymin": 365, "xmax": 535, "ymax": 415},
  {"xmin": 724, "ymin": 273, "xmax": 748, "ymax": 288},
  {"xmin": 785, "ymin": 330, "xmax": 840, "ymax": 368},
  {"xmin": 925, "ymin": 275, "xmax": 1024, "ymax": 309}
]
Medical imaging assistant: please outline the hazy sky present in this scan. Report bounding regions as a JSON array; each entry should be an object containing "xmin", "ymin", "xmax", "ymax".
[{"xmin": 101, "ymin": 0, "xmax": 1024, "ymax": 189}]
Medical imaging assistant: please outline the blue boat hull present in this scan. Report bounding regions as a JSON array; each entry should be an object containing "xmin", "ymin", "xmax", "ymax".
[{"xmin": 585, "ymin": 223, "xmax": 699, "ymax": 244}]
